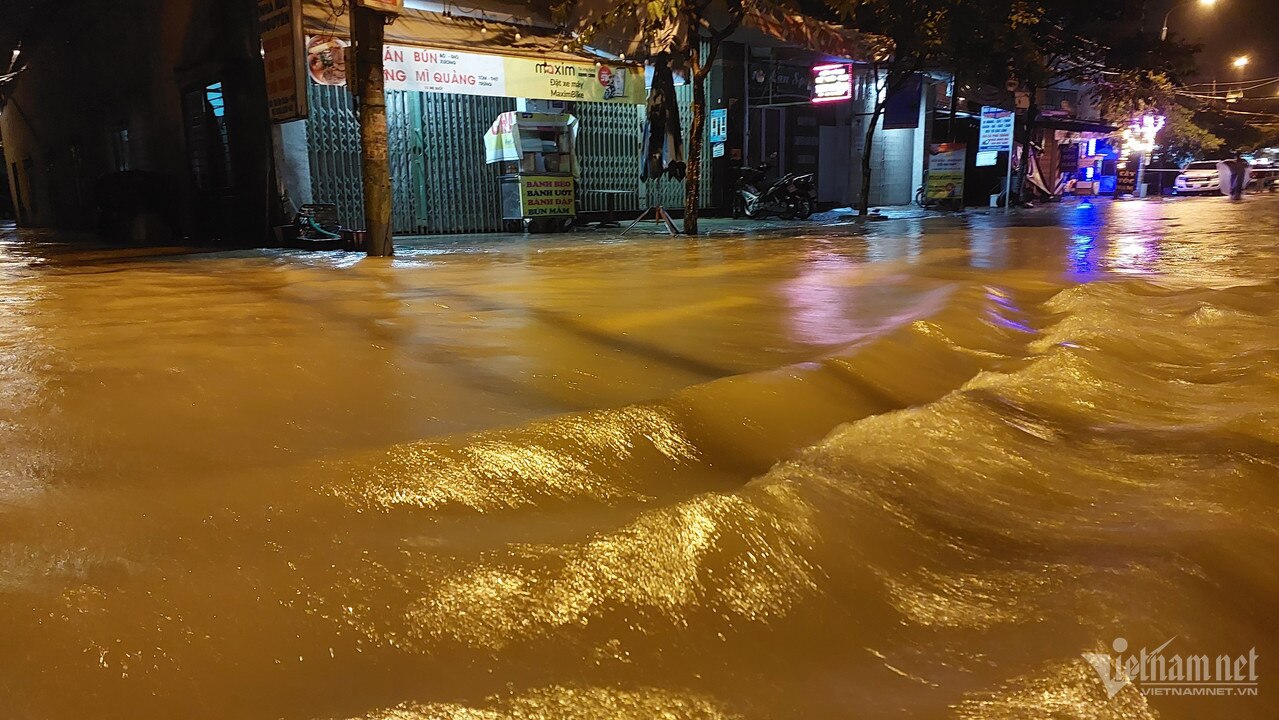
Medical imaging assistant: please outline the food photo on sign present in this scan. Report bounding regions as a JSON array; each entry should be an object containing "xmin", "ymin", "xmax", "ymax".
[{"xmin": 307, "ymin": 36, "xmax": 348, "ymax": 85}]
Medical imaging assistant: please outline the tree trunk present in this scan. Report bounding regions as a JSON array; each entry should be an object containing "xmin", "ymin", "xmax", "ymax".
[
  {"xmin": 858, "ymin": 65, "xmax": 886, "ymax": 217},
  {"xmin": 354, "ymin": 6, "xmax": 393, "ymax": 257},
  {"xmin": 947, "ymin": 71, "xmax": 959, "ymax": 143},
  {"xmin": 682, "ymin": 29, "xmax": 724, "ymax": 236},
  {"xmin": 859, "ymin": 104, "xmax": 885, "ymax": 217},
  {"xmin": 684, "ymin": 68, "xmax": 707, "ymax": 235}
]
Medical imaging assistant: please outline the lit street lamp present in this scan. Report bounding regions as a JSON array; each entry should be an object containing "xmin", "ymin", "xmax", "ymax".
[
  {"xmin": 1161, "ymin": 0, "xmax": 1217, "ymax": 41},
  {"xmin": 1219, "ymin": 56, "xmax": 1250, "ymax": 102}
]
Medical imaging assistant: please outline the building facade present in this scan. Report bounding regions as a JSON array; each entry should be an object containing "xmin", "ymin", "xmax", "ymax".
[
  {"xmin": 3, "ymin": 0, "xmax": 930, "ymax": 242},
  {"xmin": 0, "ymin": 0, "xmax": 276, "ymax": 241}
]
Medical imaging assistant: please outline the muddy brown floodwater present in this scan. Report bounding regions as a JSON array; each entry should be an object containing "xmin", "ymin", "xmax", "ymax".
[{"xmin": 1, "ymin": 197, "xmax": 1277, "ymax": 719}]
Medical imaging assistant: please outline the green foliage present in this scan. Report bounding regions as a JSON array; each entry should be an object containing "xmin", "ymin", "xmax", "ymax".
[
  {"xmin": 826, "ymin": 0, "xmax": 950, "ymax": 76},
  {"xmin": 1092, "ymin": 69, "xmax": 1176, "ymax": 121},
  {"xmin": 1192, "ymin": 107, "xmax": 1279, "ymax": 156},
  {"xmin": 1157, "ymin": 105, "xmax": 1224, "ymax": 165}
]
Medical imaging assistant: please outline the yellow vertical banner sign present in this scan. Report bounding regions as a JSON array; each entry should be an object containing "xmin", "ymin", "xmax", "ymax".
[
  {"xmin": 258, "ymin": 0, "xmax": 308, "ymax": 122},
  {"xmin": 926, "ymin": 143, "xmax": 966, "ymax": 200}
]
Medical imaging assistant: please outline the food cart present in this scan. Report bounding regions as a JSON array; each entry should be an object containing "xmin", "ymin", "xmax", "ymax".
[{"xmin": 484, "ymin": 112, "xmax": 579, "ymax": 232}]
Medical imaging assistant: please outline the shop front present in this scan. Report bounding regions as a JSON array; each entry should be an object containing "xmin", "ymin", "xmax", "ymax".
[
  {"xmin": 738, "ymin": 45, "xmax": 932, "ymax": 209},
  {"xmin": 281, "ymin": 4, "xmax": 712, "ymax": 234}
]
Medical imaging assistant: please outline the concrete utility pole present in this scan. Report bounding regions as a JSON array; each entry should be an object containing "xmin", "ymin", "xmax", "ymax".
[{"xmin": 352, "ymin": 5, "xmax": 394, "ymax": 256}]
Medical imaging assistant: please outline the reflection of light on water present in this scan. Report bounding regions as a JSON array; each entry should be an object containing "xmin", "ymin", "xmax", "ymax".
[
  {"xmin": 0, "ymin": 235, "xmax": 53, "ymax": 504},
  {"xmin": 866, "ymin": 227, "xmax": 922, "ymax": 264},
  {"xmin": 963, "ymin": 218, "xmax": 1009, "ymax": 270},
  {"xmin": 969, "ymin": 231, "xmax": 1004, "ymax": 269},
  {"xmin": 1069, "ymin": 233, "xmax": 1099, "ymax": 279},
  {"xmin": 1108, "ymin": 233, "xmax": 1158, "ymax": 274},
  {"xmin": 969, "ymin": 232, "xmax": 994, "ymax": 269},
  {"xmin": 782, "ymin": 250, "xmax": 864, "ymax": 346},
  {"xmin": 340, "ymin": 686, "xmax": 744, "ymax": 720},
  {"xmin": 984, "ymin": 286, "xmax": 1034, "ymax": 333},
  {"xmin": 331, "ymin": 406, "xmax": 698, "ymax": 512},
  {"xmin": 334, "ymin": 483, "xmax": 820, "ymax": 653}
]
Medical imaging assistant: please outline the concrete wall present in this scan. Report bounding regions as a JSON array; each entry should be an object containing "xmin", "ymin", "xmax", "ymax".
[
  {"xmin": 274, "ymin": 119, "xmax": 313, "ymax": 214},
  {"xmin": 846, "ymin": 70, "xmax": 930, "ymax": 208}
]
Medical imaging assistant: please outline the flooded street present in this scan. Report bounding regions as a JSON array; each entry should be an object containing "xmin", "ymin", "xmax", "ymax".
[{"xmin": 2, "ymin": 197, "xmax": 1277, "ymax": 719}]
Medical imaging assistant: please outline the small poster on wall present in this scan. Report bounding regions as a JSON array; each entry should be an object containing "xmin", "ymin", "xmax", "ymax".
[{"xmin": 709, "ymin": 109, "xmax": 728, "ymax": 143}]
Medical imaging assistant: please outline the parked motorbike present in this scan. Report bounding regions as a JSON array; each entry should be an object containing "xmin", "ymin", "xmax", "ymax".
[
  {"xmin": 786, "ymin": 173, "xmax": 817, "ymax": 219},
  {"xmin": 733, "ymin": 163, "xmax": 815, "ymax": 220}
]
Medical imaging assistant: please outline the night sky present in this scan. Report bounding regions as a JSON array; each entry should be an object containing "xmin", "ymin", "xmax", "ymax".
[{"xmin": 1154, "ymin": 0, "xmax": 1279, "ymax": 87}]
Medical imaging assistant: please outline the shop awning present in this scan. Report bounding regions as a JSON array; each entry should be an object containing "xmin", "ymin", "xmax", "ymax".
[
  {"xmin": 739, "ymin": 1, "xmax": 889, "ymax": 62},
  {"xmin": 1035, "ymin": 116, "xmax": 1118, "ymax": 134},
  {"xmin": 301, "ymin": 2, "xmax": 646, "ymax": 104},
  {"xmin": 301, "ymin": 2, "xmax": 600, "ymax": 63}
]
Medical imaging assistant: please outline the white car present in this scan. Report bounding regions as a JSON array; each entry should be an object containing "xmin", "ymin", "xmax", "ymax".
[{"xmin": 1175, "ymin": 161, "xmax": 1222, "ymax": 194}]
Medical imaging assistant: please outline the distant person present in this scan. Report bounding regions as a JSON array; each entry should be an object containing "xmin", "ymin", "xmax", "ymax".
[{"xmin": 1220, "ymin": 152, "xmax": 1251, "ymax": 201}]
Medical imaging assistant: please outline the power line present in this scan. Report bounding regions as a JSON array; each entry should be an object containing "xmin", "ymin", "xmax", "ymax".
[
  {"xmin": 1175, "ymin": 90, "xmax": 1279, "ymax": 103},
  {"xmin": 1178, "ymin": 76, "xmax": 1279, "ymax": 92}
]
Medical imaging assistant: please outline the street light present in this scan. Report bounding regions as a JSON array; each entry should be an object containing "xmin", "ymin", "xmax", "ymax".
[
  {"xmin": 1220, "ymin": 56, "xmax": 1250, "ymax": 102},
  {"xmin": 1161, "ymin": 0, "xmax": 1218, "ymax": 41}
]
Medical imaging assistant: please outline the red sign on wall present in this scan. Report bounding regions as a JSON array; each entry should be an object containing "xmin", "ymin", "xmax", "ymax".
[{"xmin": 257, "ymin": 0, "xmax": 308, "ymax": 122}]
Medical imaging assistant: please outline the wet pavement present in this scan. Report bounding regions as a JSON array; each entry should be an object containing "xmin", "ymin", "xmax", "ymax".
[{"xmin": 1, "ymin": 195, "xmax": 1278, "ymax": 719}]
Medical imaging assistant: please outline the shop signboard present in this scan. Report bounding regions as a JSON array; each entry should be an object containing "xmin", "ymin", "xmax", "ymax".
[
  {"xmin": 1114, "ymin": 156, "xmax": 1140, "ymax": 197},
  {"xmin": 1059, "ymin": 143, "xmax": 1079, "ymax": 174},
  {"xmin": 306, "ymin": 40, "xmax": 645, "ymax": 104},
  {"xmin": 519, "ymin": 175, "xmax": 576, "ymax": 217},
  {"xmin": 925, "ymin": 143, "xmax": 966, "ymax": 200},
  {"xmin": 978, "ymin": 106, "xmax": 1015, "ymax": 154},
  {"xmin": 258, "ymin": 0, "xmax": 308, "ymax": 122},
  {"xmin": 501, "ymin": 57, "xmax": 640, "ymax": 103},
  {"xmin": 883, "ymin": 76, "xmax": 922, "ymax": 129},
  {"xmin": 748, "ymin": 62, "xmax": 812, "ymax": 104},
  {"xmin": 811, "ymin": 63, "xmax": 852, "ymax": 103}
]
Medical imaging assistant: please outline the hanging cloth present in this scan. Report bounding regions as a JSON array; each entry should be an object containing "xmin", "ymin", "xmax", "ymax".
[{"xmin": 644, "ymin": 54, "xmax": 685, "ymax": 182}]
